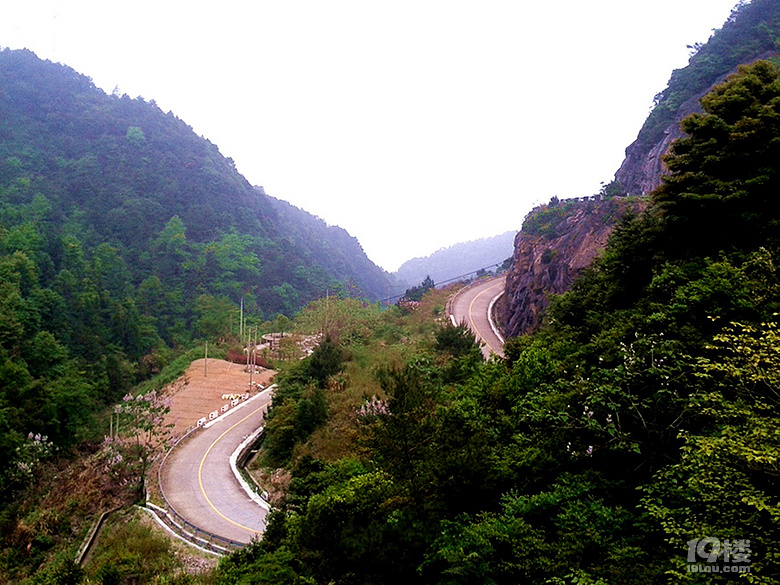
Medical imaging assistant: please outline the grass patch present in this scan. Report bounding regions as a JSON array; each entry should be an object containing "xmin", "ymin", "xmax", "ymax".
[
  {"xmin": 83, "ymin": 507, "xmax": 218, "ymax": 584},
  {"xmin": 134, "ymin": 346, "xmax": 211, "ymax": 395}
]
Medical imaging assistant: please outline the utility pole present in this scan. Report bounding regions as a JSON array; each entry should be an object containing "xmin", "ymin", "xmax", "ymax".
[
  {"xmin": 204, "ymin": 341, "xmax": 208, "ymax": 377},
  {"xmin": 324, "ymin": 288, "xmax": 329, "ymax": 339},
  {"xmin": 253, "ymin": 327, "xmax": 258, "ymax": 375},
  {"xmin": 246, "ymin": 329, "xmax": 250, "ymax": 376},
  {"xmin": 248, "ymin": 328, "xmax": 254, "ymax": 389}
]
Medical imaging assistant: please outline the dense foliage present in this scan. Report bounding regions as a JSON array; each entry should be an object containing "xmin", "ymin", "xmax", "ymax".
[
  {"xmin": 216, "ymin": 61, "xmax": 780, "ymax": 584},
  {"xmin": 0, "ymin": 46, "xmax": 392, "ymax": 579},
  {"xmin": 399, "ymin": 275, "xmax": 436, "ymax": 304}
]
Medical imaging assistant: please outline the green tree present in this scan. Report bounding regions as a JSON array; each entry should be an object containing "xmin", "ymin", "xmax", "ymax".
[
  {"xmin": 263, "ymin": 401, "xmax": 299, "ymax": 466},
  {"xmin": 217, "ymin": 545, "xmax": 313, "ymax": 585},
  {"xmin": 305, "ymin": 337, "xmax": 346, "ymax": 388},
  {"xmin": 90, "ymin": 243, "xmax": 133, "ymax": 298},
  {"xmin": 400, "ymin": 275, "xmax": 435, "ymax": 304},
  {"xmin": 110, "ymin": 390, "xmax": 173, "ymax": 500},
  {"xmin": 194, "ymin": 294, "xmax": 237, "ymax": 341},
  {"xmin": 151, "ymin": 216, "xmax": 191, "ymax": 283},
  {"xmin": 288, "ymin": 471, "xmax": 400, "ymax": 583},
  {"xmin": 642, "ymin": 321, "xmax": 780, "ymax": 580},
  {"xmin": 272, "ymin": 314, "xmax": 292, "ymax": 335},
  {"xmin": 434, "ymin": 322, "xmax": 479, "ymax": 357},
  {"xmin": 125, "ymin": 125, "xmax": 146, "ymax": 146},
  {"xmin": 294, "ymin": 297, "xmax": 380, "ymax": 345},
  {"xmin": 656, "ymin": 60, "xmax": 780, "ymax": 258}
]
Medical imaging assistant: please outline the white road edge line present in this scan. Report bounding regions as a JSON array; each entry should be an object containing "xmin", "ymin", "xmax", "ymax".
[
  {"xmin": 230, "ymin": 425, "xmax": 272, "ymax": 511},
  {"xmin": 487, "ymin": 289, "xmax": 506, "ymax": 345}
]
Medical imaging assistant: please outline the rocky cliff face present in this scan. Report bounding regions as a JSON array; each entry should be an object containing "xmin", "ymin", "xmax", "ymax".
[
  {"xmin": 615, "ymin": 51, "xmax": 776, "ymax": 196},
  {"xmin": 614, "ymin": 112, "xmax": 689, "ymax": 196},
  {"xmin": 500, "ymin": 197, "xmax": 643, "ymax": 337},
  {"xmin": 499, "ymin": 4, "xmax": 780, "ymax": 336}
]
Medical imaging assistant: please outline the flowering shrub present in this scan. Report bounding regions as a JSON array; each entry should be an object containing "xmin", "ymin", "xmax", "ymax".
[
  {"xmin": 8, "ymin": 433, "xmax": 56, "ymax": 486},
  {"xmin": 356, "ymin": 396, "xmax": 390, "ymax": 422},
  {"xmin": 107, "ymin": 391, "xmax": 173, "ymax": 496}
]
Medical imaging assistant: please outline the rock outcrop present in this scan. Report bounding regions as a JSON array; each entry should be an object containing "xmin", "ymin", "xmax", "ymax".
[
  {"xmin": 614, "ymin": 115, "xmax": 688, "ymax": 196},
  {"xmin": 500, "ymin": 197, "xmax": 643, "ymax": 337},
  {"xmin": 615, "ymin": 51, "xmax": 776, "ymax": 196},
  {"xmin": 501, "ymin": 1, "xmax": 780, "ymax": 336}
]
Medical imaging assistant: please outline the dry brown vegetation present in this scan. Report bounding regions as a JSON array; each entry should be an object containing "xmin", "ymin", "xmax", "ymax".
[{"xmin": 163, "ymin": 358, "xmax": 276, "ymax": 437}]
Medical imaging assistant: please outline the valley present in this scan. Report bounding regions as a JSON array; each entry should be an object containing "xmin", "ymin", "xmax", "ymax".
[{"xmin": 2, "ymin": 1, "xmax": 780, "ymax": 582}]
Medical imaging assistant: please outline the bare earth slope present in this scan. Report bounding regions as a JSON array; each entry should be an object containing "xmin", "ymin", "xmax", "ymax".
[
  {"xmin": 154, "ymin": 358, "xmax": 277, "ymax": 546},
  {"xmin": 164, "ymin": 358, "xmax": 275, "ymax": 437}
]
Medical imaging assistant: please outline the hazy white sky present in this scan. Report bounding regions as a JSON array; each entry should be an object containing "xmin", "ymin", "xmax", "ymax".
[{"xmin": 0, "ymin": 1, "xmax": 740, "ymax": 271}]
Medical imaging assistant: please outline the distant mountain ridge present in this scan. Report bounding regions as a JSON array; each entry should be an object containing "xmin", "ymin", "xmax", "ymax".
[
  {"xmin": 394, "ymin": 231, "xmax": 515, "ymax": 288},
  {"xmin": 0, "ymin": 48, "xmax": 391, "ymax": 320}
]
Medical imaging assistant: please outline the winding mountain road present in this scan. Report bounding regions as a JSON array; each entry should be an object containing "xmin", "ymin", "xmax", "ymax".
[
  {"xmin": 157, "ymin": 280, "xmax": 506, "ymax": 549},
  {"xmin": 160, "ymin": 388, "xmax": 273, "ymax": 545},
  {"xmin": 450, "ymin": 276, "xmax": 506, "ymax": 358}
]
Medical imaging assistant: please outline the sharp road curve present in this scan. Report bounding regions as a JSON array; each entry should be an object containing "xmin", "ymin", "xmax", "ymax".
[
  {"xmin": 449, "ymin": 276, "xmax": 506, "ymax": 358},
  {"xmin": 160, "ymin": 388, "xmax": 273, "ymax": 545},
  {"xmin": 159, "ymin": 278, "xmax": 506, "ymax": 550}
]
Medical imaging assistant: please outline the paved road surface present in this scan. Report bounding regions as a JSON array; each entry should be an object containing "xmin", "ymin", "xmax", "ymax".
[
  {"xmin": 450, "ymin": 276, "xmax": 506, "ymax": 359},
  {"xmin": 159, "ymin": 279, "xmax": 505, "ymax": 545},
  {"xmin": 161, "ymin": 388, "xmax": 273, "ymax": 545}
]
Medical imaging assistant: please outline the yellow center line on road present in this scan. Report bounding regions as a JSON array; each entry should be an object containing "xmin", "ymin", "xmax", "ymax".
[
  {"xmin": 197, "ymin": 400, "xmax": 269, "ymax": 535},
  {"xmin": 468, "ymin": 281, "xmax": 504, "ymax": 355}
]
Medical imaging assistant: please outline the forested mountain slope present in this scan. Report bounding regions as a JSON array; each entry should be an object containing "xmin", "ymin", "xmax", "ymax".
[
  {"xmin": 0, "ymin": 48, "xmax": 391, "ymax": 315},
  {"xmin": 266, "ymin": 194, "xmax": 397, "ymax": 300},
  {"xmin": 616, "ymin": 0, "xmax": 780, "ymax": 194},
  {"xmin": 0, "ymin": 48, "xmax": 391, "ymax": 510}
]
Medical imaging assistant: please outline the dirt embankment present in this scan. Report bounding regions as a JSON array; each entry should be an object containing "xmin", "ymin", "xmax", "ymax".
[{"xmin": 163, "ymin": 358, "xmax": 275, "ymax": 437}]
